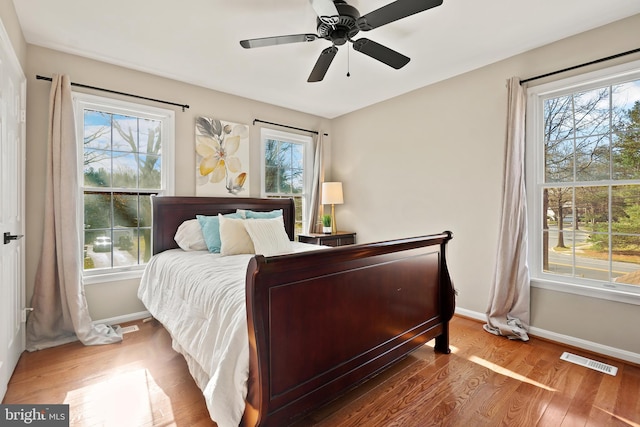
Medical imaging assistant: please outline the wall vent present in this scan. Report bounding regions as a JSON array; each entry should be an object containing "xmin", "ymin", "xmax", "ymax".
[{"xmin": 560, "ymin": 352, "xmax": 618, "ymax": 376}]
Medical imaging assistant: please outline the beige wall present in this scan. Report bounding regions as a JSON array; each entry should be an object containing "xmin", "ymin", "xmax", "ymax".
[
  {"xmin": 0, "ymin": 0, "xmax": 26, "ymax": 69},
  {"xmin": 24, "ymin": 45, "xmax": 331, "ymax": 320},
  {"xmin": 331, "ymin": 14, "xmax": 640, "ymax": 355}
]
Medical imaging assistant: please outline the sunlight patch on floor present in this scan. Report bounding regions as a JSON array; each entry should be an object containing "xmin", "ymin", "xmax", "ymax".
[
  {"xmin": 467, "ymin": 355, "xmax": 557, "ymax": 391},
  {"xmin": 595, "ymin": 407, "xmax": 640, "ymax": 427},
  {"xmin": 63, "ymin": 368, "xmax": 174, "ymax": 426}
]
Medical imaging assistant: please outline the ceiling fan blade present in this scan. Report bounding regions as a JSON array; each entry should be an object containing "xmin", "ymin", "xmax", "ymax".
[
  {"xmin": 308, "ymin": 46, "xmax": 338, "ymax": 82},
  {"xmin": 356, "ymin": 0, "xmax": 443, "ymax": 31},
  {"xmin": 309, "ymin": 0, "xmax": 339, "ymax": 23},
  {"xmin": 352, "ymin": 38, "xmax": 410, "ymax": 69},
  {"xmin": 240, "ymin": 34, "xmax": 318, "ymax": 49}
]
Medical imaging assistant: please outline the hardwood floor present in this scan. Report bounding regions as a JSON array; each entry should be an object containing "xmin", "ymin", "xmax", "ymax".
[{"xmin": 3, "ymin": 316, "xmax": 639, "ymax": 426}]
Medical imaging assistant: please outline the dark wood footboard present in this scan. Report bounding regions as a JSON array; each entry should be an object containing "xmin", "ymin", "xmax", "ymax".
[
  {"xmin": 243, "ymin": 232, "xmax": 455, "ymax": 427},
  {"xmin": 149, "ymin": 196, "xmax": 454, "ymax": 426}
]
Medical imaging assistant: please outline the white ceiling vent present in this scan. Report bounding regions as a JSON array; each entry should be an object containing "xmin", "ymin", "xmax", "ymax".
[{"xmin": 560, "ymin": 352, "xmax": 618, "ymax": 376}]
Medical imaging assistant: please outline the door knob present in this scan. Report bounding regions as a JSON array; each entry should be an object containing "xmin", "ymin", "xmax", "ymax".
[{"xmin": 3, "ymin": 232, "xmax": 24, "ymax": 245}]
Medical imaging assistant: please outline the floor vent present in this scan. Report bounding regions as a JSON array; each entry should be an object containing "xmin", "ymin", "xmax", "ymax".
[
  {"xmin": 560, "ymin": 352, "xmax": 618, "ymax": 376},
  {"xmin": 119, "ymin": 325, "xmax": 140, "ymax": 334}
]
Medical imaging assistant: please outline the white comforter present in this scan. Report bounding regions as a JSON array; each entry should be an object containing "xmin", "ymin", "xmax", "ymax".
[{"xmin": 138, "ymin": 242, "xmax": 321, "ymax": 427}]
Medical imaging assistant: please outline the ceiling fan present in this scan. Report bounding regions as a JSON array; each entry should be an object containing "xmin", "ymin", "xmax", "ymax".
[{"xmin": 239, "ymin": 0, "xmax": 443, "ymax": 82}]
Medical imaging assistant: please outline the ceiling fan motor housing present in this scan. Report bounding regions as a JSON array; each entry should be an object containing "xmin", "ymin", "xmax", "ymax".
[{"xmin": 317, "ymin": 1, "xmax": 360, "ymax": 45}]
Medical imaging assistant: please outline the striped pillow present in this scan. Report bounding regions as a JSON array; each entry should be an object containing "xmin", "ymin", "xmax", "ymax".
[{"xmin": 243, "ymin": 216, "xmax": 292, "ymax": 256}]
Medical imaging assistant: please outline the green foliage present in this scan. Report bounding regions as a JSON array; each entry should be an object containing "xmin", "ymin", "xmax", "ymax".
[
  {"xmin": 322, "ymin": 214, "xmax": 332, "ymax": 227},
  {"xmin": 84, "ymin": 256, "xmax": 94, "ymax": 270},
  {"xmin": 589, "ymin": 204, "xmax": 640, "ymax": 251},
  {"xmin": 613, "ymin": 100, "xmax": 640, "ymax": 179}
]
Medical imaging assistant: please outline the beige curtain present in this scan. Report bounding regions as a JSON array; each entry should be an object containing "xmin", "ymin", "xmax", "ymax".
[
  {"xmin": 306, "ymin": 131, "xmax": 325, "ymax": 234},
  {"xmin": 484, "ymin": 77, "xmax": 530, "ymax": 342},
  {"xmin": 26, "ymin": 74, "xmax": 122, "ymax": 351}
]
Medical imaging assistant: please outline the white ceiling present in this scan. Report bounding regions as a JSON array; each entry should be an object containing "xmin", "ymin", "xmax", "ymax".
[{"xmin": 12, "ymin": 0, "xmax": 640, "ymax": 119}]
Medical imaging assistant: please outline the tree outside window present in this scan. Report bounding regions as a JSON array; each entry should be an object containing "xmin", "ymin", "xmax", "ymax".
[
  {"xmin": 76, "ymin": 94, "xmax": 174, "ymax": 277},
  {"xmin": 540, "ymin": 78, "xmax": 640, "ymax": 287},
  {"xmin": 261, "ymin": 129, "xmax": 312, "ymax": 235}
]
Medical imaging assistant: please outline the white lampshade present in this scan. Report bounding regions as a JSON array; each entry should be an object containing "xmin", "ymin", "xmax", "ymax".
[{"xmin": 322, "ymin": 182, "xmax": 344, "ymax": 205}]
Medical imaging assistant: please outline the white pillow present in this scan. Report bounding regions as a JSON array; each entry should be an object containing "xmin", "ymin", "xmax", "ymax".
[
  {"xmin": 244, "ymin": 217, "xmax": 292, "ymax": 256},
  {"xmin": 174, "ymin": 219, "xmax": 207, "ymax": 251},
  {"xmin": 219, "ymin": 214, "xmax": 255, "ymax": 256}
]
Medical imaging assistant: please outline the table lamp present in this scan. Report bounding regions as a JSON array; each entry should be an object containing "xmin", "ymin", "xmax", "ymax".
[{"xmin": 321, "ymin": 182, "xmax": 343, "ymax": 234}]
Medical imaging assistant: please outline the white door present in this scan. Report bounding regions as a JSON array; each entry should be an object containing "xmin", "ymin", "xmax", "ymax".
[{"xmin": 0, "ymin": 19, "xmax": 26, "ymax": 400}]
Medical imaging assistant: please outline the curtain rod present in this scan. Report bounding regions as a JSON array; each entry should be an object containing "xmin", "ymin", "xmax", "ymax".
[
  {"xmin": 253, "ymin": 119, "xmax": 328, "ymax": 136},
  {"xmin": 35, "ymin": 75, "xmax": 190, "ymax": 112},
  {"xmin": 520, "ymin": 47, "xmax": 640, "ymax": 85}
]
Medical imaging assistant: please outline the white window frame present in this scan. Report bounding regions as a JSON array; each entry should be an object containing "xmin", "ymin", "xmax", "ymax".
[
  {"xmin": 260, "ymin": 128, "xmax": 313, "ymax": 233},
  {"xmin": 74, "ymin": 92, "xmax": 175, "ymax": 284},
  {"xmin": 526, "ymin": 59, "xmax": 640, "ymax": 306}
]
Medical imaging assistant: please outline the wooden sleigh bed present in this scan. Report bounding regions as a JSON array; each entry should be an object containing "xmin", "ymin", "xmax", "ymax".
[{"xmin": 143, "ymin": 196, "xmax": 455, "ymax": 427}]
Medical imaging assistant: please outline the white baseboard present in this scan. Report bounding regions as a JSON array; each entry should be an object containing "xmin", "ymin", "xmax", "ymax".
[
  {"xmin": 92, "ymin": 310, "xmax": 151, "ymax": 327},
  {"xmin": 455, "ymin": 307, "xmax": 485, "ymax": 322},
  {"xmin": 454, "ymin": 307, "xmax": 640, "ymax": 365}
]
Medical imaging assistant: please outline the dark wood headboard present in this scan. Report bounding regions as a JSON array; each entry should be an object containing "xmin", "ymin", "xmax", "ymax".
[{"xmin": 151, "ymin": 196, "xmax": 296, "ymax": 255}]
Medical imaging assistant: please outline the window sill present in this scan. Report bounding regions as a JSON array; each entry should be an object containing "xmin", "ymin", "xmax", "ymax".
[
  {"xmin": 83, "ymin": 268, "xmax": 144, "ymax": 285},
  {"xmin": 531, "ymin": 277, "xmax": 640, "ymax": 306}
]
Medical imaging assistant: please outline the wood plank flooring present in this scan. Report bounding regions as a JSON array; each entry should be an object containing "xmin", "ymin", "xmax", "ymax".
[{"xmin": 3, "ymin": 316, "xmax": 639, "ymax": 426}]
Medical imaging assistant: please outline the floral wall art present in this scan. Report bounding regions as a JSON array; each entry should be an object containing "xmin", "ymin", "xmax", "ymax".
[{"xmin": 195, "ymin": 116, "xmax": 250, "ymax": 196}]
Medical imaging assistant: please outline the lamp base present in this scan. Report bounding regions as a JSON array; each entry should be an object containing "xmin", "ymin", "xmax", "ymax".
[{"xmin": 331, "ymin": 204, "xmax": 337, "ymax": 234}]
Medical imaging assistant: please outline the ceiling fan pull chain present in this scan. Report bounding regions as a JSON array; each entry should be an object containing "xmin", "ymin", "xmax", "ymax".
[{"xmin": 347, "ymin": 44, "xmax": 351, "ymax": 77}]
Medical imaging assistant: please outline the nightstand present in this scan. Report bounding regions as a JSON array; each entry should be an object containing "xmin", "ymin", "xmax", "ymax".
[{"xmin": 297, "ymin": 231, "xmax": 356, "ymax": 247}]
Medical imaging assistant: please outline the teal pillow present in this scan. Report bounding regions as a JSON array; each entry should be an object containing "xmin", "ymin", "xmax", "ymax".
[
  {"xmin": 197, "ymin": 212, "xmax": 243, "ymax": 253},
  {"xmin": 237, "ymin": 209, "xmax": 283, "ymax": 219}
]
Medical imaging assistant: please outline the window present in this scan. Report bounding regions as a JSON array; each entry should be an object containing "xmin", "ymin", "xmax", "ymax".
[
  {"xmin": 526, "ymin": 60, "xmax": 640, "ymax": 302},
  {"xmin": 260, "ymin": 128, "xmax": 313, "ymax": 235},
  {"xmin": 75, "ymin": 93, "xmax": 174, "ymax": 282}
]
